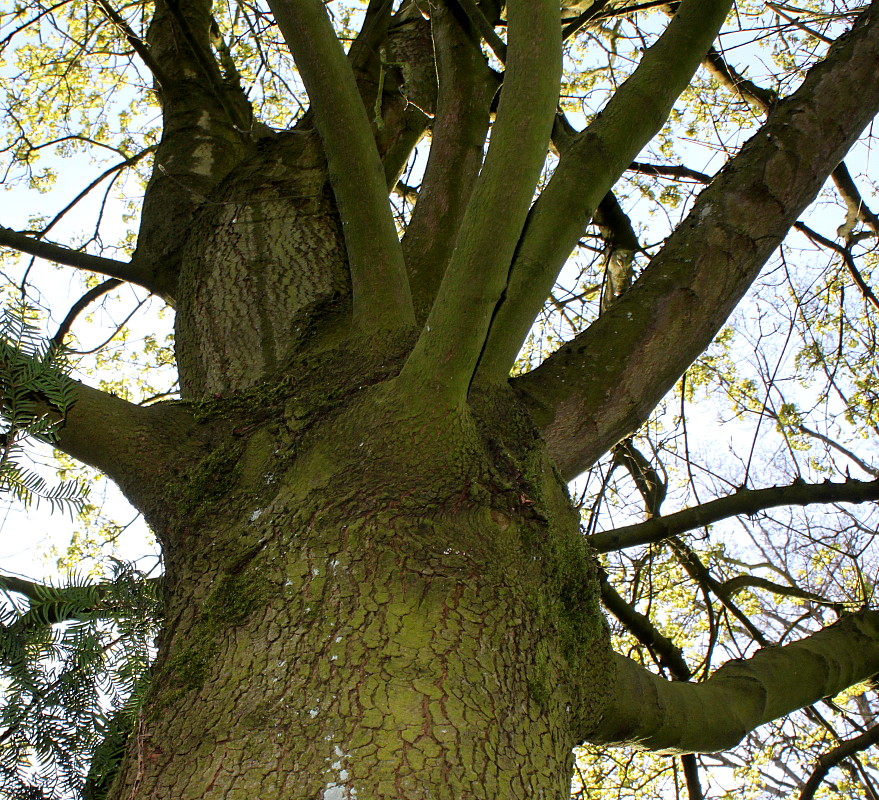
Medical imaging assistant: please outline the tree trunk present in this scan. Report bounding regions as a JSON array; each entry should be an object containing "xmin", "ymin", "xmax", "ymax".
[
  {"xmin": 107, "ymin": 172, "xmax": 613, "ymax": 796},
  {"xmin": 109, "ymin": 385, "xmax": 611, "ymax": 799}
]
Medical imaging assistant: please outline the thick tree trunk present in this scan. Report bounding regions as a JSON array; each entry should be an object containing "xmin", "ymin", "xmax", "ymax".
[
  {"xmin": 108, "ymin": 195, "xmax": 613, "ymax": 796},
  {"xmin": 108, "ymin": 381, "xmax": 611, "ymax": 799}
]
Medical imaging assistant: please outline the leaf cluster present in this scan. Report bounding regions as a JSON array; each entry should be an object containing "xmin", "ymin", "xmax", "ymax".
[
  {"xmin": 0, "ymin": 561, "xmax": 160, "ymax": 800},
  {"xmin": 0, "ymin": 303, "xmax": 85, "ymax": 512}
]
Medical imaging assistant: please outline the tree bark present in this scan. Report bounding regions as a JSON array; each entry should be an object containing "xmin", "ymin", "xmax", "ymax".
[
  {"xmin": 106, "ymin": 377, "xmax": 612, "ymax": 799},
  {"xmin": 14, "ymin": 2, "xmax": 879, "ymax": 796}
]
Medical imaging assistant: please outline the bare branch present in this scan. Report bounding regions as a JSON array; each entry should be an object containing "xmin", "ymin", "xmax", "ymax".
[
  {"xmin": 795, "ymin": 221, "xmax": 879, "ymax": 312},
  {"xmin": 562, "ymin": 0, "xmax": 613, "ymax": 40},
  {"xmin": 401, "ymin": 2, "xmax": 497, "ymax": 319},
  {"xmin": 721, "ymin": 575, "xmax": 841, "ymax": 608},
  {"xmin": 474, "ymin": 0, "xmax": 734, "ymax": 386},
  {"xmin": 599, "ymin": 571, "xmax": 692, "ymax": 678},
  {"xmin": 588, "ymin": 478, "xmax": 879, "ymax": 553},
  {"xmin": 21, "ymin": 377, "xmax": 208, "ymax": 513},
  {"xmin": 799, "ymin": 724, "xmax": 879, "ymax": 800},
  {"xmin": 52, "ymin": 279, "xmax": 123, "ymax": 346},
  {"xmin": 514, "ymin": 6, "xmax": 879, "ymax": 479},
  {"xmin": 628, "ymin": 161, "xmax": 713, "ymax": 184},
  {"xmin": 94, "ymin": 0, "xmax": 169, "ymax": 88},
  {"xmin": 455, "ymin": 0, "xmax": 507, "ymax": 63},
  {"xmin": 399, "ymin": 0, "xmax": 561, "ymax": 404},
  {"xmin": 0, "ymin": 227, "xmax": 155, "ymax": 292},
  {"xmin": 832, "ymin": 161, "xmax": 879, "ymax": 238}
]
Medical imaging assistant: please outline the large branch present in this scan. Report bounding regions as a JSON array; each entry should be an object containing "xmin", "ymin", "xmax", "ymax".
[
  {"xmin": 400, "ymin": 2, "xmax": 497, "ymax": 320},
  {"xmin": 52, "ymin": 382, "xmax": 210, "ymax": 514},
  {"xmin": 799, "ymin": 723, "xmax": 879, "ymax": 800},
  {"xmin": 398, "ymin": 0, "xmax": 561, "ymax": 404},
  {"xmin": 514, "ymin": 4, "xmax": 879, "ymax": 480},
  {"xmin": 583, "ymin": 611, "xmax": 879, "ymax": 753},
  {"xmin": 0, "ymin": 227, "xmax": 156, "ymax": 293},
  {"xmin": 588, "ymin": 478, "xmax": 879, "ymax": 552},
  {"xmin": 267, "ymin": 0, "xmax": 414, "ymax": 332},
  {"xmin": 473, "ymin": 0, "xmax": 734, "ymax": 386}
]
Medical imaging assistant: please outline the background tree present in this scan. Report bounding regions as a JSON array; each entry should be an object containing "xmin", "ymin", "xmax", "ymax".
[{"xmin": 1, "ymin": 0, "xmax": 879, "ymax": 797}]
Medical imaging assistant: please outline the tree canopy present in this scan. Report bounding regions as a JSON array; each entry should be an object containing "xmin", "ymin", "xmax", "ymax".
[{"xmin": 1, "ymin": 0, "xmax": 879, "ymax": 798}]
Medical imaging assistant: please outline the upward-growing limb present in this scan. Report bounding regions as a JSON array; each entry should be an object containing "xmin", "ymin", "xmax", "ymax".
[
  {"xmin": 514, "ymin": 2, "xmax": 879, "ymax": 480},
  {"xmin": 398, "ymin": 0, "xmax": 561, "ymax": 405},
  {"xmin": 473, "ymin": 0, "xmax": 734, "ymax": 386},
  {"xmin": 400, "ymin": 3, "xmax": 497, "ymax": 320},
  {"xmin": 268, "ymin": 0, "xmax": 414, "ymax": 332}
]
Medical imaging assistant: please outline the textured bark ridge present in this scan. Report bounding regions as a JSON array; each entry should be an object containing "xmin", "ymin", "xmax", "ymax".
[
  {"xmin": 175, "ymin": 133, "xmax": 351, "ymax": 398},
  {"xmin": 110, "ymin": 373, "xmax": 611, "ymax": 799}
]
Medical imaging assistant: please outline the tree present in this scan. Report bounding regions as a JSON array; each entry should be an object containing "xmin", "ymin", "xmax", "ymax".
[{"xmin": 1, "ymin": 0, "xmax": 879, "ymax": 797}]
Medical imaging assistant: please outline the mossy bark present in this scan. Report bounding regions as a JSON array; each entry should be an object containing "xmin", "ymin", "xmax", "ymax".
[{"xmin": 106, "ymin": 368, "xmax": 612, "ymax": 799}]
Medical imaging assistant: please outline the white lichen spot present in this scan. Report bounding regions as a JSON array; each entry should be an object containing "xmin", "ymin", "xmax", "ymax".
[
  {"xmin": 322, "ymin": 744, "xmax": 356, "ymax": 798},
  {"xmin": 323, "ymin": 785, "xmax": 354, "ymax": 800},
  {"xmin": 249, "ymin": 508, "xmax": 264, "ymax": 522},
  {"xmin": 312, "ymin": 567, "xmax": 320, "ymax": 576},
  {"xmin": 309, "ymin": 708, "xmax": 319, "ymax": 718}
]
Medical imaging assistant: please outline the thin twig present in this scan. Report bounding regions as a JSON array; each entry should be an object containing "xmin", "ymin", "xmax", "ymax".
[
  {"xmin": 52, "ymin": 279, "xmax": 123, "ymax": 346},
  {"xmin": 795, "ymin": 222, "xmax": 879, "ymax": 312}
]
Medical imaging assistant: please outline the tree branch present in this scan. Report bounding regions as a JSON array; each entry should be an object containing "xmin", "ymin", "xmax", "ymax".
[
  {"xmin": 514, "ymin": 5, "xmax": 879, "ymax": 479},
  {"xmin": 94, "ymin": 0, "xmax": 169, "ymax": 89},
  {"xmin": 52, "ymin": 279, "xmax": 123, "ymax": 346},
  {"xmin": 799, "ymin": 723, "xmax": 879, "ymax": 800},
  {"xmin": 398, "ymin": 0, "xmax": 561, "ymax": 404},
  {"xmin": 584, "ymin": 610, "xmax": 879, "ymax": 753},
  {"xmin": 588, "ymin": 478, "xmax": 879, "ymax": 553},
  {"xmin": 400, "ymin": 1, "xmax": 497, "ymax": 319},
  {"xmin": 455, "ymin": 0, "xmax": 507, "ymax": 63},
  {"xmin": 46, "ymin": 382, "xmax": 210, "ymax": 515},
  {"xmin": 599, "ymin": 571, "xmax": 692, "ymax": 678},
  {"xmin": 0, "ymin": 227, "xmax": 156, "ymax": 292},
  {"xmin": 599, "ymin": 567, "xmax": 706, "ymax": 800},
  {"xmin": 720, "ymin": 575, "xmax": 841, "ymax": 609},
  {"xmin": 795, "ymin": 221, "xmax": 879, "ymax": 312},
  {"xmin": 832, "ymin": 160, "xmax": 879, "ymax": 238},
  {"xmin": 793, "ymin": 421, "xmax": 879, "ymax": 478},
  {"xmin": 628, "ymin": 160, "xmax": 713, "ymax": 184},
  {"xmin": 267, "ymin": 0, "xmax": 414, "ymax": 332},
  {"xmin": 473, "ymin": 0, "xmax": 734, "ymax": 386}
]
